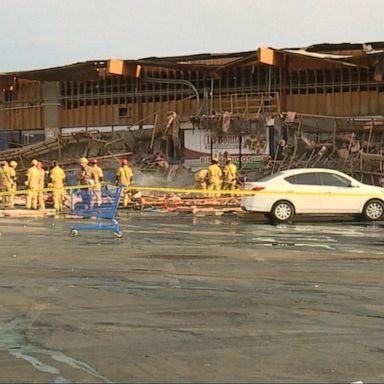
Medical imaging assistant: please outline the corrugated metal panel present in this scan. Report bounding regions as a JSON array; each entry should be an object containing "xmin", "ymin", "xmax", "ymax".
[{"xmin": 284, "ymin": 49, "xmax": 352, "ymax": 60}]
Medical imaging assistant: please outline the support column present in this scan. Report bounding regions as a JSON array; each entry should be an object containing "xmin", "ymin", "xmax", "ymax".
[{"xmin": 42, "ymin": 81, "xmax": 60, "ymax": 140}]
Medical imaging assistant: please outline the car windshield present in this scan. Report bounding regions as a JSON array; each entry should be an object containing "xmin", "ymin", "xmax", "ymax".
[{"xmin": 256, "ymin": 171, "xmax": 286, "ymax": 183}]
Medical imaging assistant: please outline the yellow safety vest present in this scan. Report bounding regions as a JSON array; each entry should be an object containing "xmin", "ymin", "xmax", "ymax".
[
  {"xmin": 117, "ymin": 165, "xmax": 133, "ymax": 186},
  {"xmin": 223, "ymin": 163, "xmax": 237, "ymax": 183},
  {"xmin": 208, "ymin": 164, "xmax": 222, "ymax": 183},
  {"xmin": 50, "ymin": 166, "xmax": 66, "ymax": 188}
]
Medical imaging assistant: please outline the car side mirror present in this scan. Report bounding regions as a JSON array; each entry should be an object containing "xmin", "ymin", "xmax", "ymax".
[{"xmin": 349, "ymin": 181, "xmax": 359, "ymax": 188}]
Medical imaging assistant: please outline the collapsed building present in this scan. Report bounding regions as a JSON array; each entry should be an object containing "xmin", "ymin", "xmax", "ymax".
[{"xmin": 1, "ymin": 42, "xmax": 384, "ymax": 184}]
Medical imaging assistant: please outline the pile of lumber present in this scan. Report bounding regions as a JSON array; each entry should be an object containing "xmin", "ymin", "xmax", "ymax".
[
  {"xmin": 253, "ymin": 116, "xmax": 384, "ymax": 186},
  {"xmin": 137, "ymin": 194, "xmax": 240, "ymax": 207},
  {"xmin": 2, "ymin": 208, "xmax": 56, "ymax": 218},
  {"xmin": 0, "ymin": 130, "xmax": 140, "ymax": 172},
  {"xmin": 132, "ymin": 193, "xmax": 242, "ymax": 215}
]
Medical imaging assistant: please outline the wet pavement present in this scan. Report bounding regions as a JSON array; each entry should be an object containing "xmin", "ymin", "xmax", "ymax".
[{"xmin": 0, "ymin": 213, "xmax": 384, "ymax": 382}]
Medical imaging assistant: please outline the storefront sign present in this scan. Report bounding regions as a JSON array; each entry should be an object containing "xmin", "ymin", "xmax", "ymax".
[{"xmin": 183, "ymin": 129, "xmax": 269, "ymax": 169}]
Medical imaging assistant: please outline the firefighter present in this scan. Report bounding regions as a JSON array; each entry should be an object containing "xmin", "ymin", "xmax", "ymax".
[
  {"xmin": 50, "ymin": 161, "xmax": 66, "ymax": 211},
  {"xmin": 7, "ymin": 160, "xmax": 18, "ymax": 208},
  {"xmin": 194, "ymin": 168, "xmax": 209, "ymax": 190},
  {"xmin": 90, "ymin": 158, "xmax": 103, "ymax": 206},
  {"xmin": 0, "ymin": 161, "xmax": 11, "ymax": 207},
  {"xmin": 222, "ymin": 158, "xmax": 237, "ymax": 190},
  {"xmin": 77, "ymin": 157, "xmax": 93, "ymax": 185},
  {"xmin": 207, "ymin": 158, "xmax": 222, "ymax": 194},
  {"xmin": 77, "ymin": 157, "xmax": 94, "ymax": 208},
  {"xmin": 0, "ymin": 161, "xmax": 7, "ymax": 190},
  {"xmin": 116, "ymin": 159, "xmax": 133, "ymax": 207},
  {"xmin": 36, "ymin": 161, "xmax": 46, "ymax": 209},
  {"xmin": 25, "ymin": 159, "xmax": 40, "ymax": 209},
  {"xmin": 0, "ymin": 161, "xmax": 8, "ymax": 205}
]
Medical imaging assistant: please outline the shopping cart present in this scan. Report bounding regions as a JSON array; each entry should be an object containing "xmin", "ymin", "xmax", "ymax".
[{"xmin": 69, "ymin": 186, "xmax": 123, "ymax": 238}]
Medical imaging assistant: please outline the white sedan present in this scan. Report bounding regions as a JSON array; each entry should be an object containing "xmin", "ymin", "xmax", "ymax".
[{"xmin": 241, "ymin": 168, "xmax": 384, "ymax": 222}]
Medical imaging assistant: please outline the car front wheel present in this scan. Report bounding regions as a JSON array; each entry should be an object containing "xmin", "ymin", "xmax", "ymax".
[
  {"xmin": 363, "ymin": 199, "xmax": 384, "ymax": 221},
  {"xmin": 271, "ymin": 201, "xmax": 294, "ymax": 223}
]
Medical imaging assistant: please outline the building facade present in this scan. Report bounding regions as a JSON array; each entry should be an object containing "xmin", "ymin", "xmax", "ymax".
[{"xmin": 1, "ymin": 42, "xmax": 384, "ymax": 151}]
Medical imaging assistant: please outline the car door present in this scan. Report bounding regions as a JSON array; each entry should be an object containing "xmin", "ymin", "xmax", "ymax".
[
  {"xmin": 317, "ymin": 172, "xmax": 361, "ymax": 213},
  {"xmin": 283, "ymin": 172, "xmax": 322, "ymax": 213}
]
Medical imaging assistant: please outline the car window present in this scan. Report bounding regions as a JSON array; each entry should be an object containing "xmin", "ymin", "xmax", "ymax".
[
  {"xmin": 285, "ymin": 173, "xmax": 319, "ymax": 185},
  {"xmin": 257, "ymin": 171, "xmax": 285, "ymax": 182},
  {"xmin": 318, "ymin": 173, "xmax": 350, "ymax": 187}
]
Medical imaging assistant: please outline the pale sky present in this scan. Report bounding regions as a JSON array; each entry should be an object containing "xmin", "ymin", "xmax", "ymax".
[{"xmin": 0, "ymin": 0, "xmax": 382, "ymax": 72}]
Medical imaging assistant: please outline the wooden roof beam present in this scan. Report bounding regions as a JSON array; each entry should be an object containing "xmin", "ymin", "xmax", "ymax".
[{"xmin": 257, "ymin": 47, "xmax": 367, "ymax": 70}]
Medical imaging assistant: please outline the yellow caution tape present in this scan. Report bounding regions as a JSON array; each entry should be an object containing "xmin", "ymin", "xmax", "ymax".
[
  {"xmin": 125, "ymin": 186, "xmax": 384, "ymax": 198},
  {"xmin": 0, "ymin": 183, "xmax": 102, "ymax": 197},
  {"xmin": 1, "ymin": 183, "xmax": 383, "ymax": 199},
  {"xmin": 0, "ymin": 183, "xmax": 257, "ymax": 198},
  {"xmin": 125, "ymin": 186, "xmax": 257, "ymax": 196}
]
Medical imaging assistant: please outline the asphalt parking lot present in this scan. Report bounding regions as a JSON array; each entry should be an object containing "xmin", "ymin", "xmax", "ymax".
[{"xmin": 0, "ymin": 213, "xmax": 384, "ymax": 383}]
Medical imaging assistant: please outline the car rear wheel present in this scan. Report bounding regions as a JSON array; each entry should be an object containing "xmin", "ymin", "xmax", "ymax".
[
  {"xmin": 271, "ymin": 201, "xmax": 294, "ymax": 223},
  {"xmin": 363, "ymin": 199, "xmax": 384, "ymax": 221}
]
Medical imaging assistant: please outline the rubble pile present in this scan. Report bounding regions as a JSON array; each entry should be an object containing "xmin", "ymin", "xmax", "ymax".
[
  {"xmin": 251, "ymin": 116, "xmax": 384, "ymax": 186},
  {"xmin": 2, "ymin": 113, "xmax": 384, "ymax": 218},
  {"xmin": 132, "ymin": 193, "xmax": 241, "ymax": 214},
  {"xmin": 0, "ymin": 129, "xmax": 162, "ymax": 183}
]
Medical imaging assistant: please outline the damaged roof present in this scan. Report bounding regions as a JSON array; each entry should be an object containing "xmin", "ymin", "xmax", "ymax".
[{"xmin": 1, "ymin": 41, "xmax": 384, "ymax": 82}]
